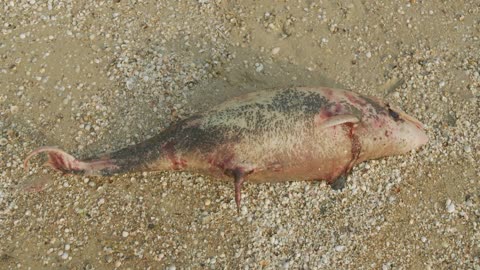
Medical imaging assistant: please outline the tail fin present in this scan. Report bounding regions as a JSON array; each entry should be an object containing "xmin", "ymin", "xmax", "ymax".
[{"xmin": 24, "ymin": 146, "xmax": 119, "ymax": 175}]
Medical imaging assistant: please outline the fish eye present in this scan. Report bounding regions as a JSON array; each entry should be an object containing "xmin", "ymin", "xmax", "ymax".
[{"xmin": 386, "ymin": 104, "xmax": 401, "ymax": 121}]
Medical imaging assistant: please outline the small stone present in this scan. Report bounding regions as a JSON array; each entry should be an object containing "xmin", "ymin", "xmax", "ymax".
[
  {"xmin": 166, "ymin": 265, "xmax": 176, "ymax": 270},
  {"xmin": 334, "ymin": 245, "xmax": 346, "ymax": 252},
  {"xmin": 126, "ymin": 78, "xmax": 135, "ymax": 90},
  {"xmin": 98, "ymin": 198, "xmax": 105, "ymax": 206},
  {"xmin": 329, "ymin": 24, "xmax": 337, "ymax": 33},
  {"xmin": 0, "ymin": 138, "xmax": 7, "ymax": 146},
  {"xmin": 366, "ymin": 52, "xmax": 372, "ymax": 58},
  {"xmin": 255, "ymin": 63, "xmax": 264, "ymax": 72},
  {"xmin": 65, "ymin": 244, "xmax": 70, "ymax": 251},
  {"xmin": 122, "ymin": 231, "xmax": 129, "ymax": 237},
  {"xmin": 464, "ymin": 145, "xmax": 472, "ymax": 153},
  {"xmin": 271, "ymin": 47, "xmax": 280, "ymax": 55},
  {"xmin": 205, "ymin": 199, "xmax": 211, "ymax": 206},
  {"xmin": 61, "ymin": 252, "xmax": 68, "ymax": 260},
  {"xmin": 105, "ymin": 255, "xmax": 113, "ymax": 263},
  {"xmin": 446, "ymin": 199, "xmax": 455, "ymax": 213},
  {"xmin": 10, "ymin": 105, "xmax": 18, "ymax": 113}
]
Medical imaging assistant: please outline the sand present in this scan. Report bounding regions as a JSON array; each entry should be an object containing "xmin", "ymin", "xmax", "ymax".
[{"xmin": 0, "ymin": 0, "xmax": 478, "ymax": 269}]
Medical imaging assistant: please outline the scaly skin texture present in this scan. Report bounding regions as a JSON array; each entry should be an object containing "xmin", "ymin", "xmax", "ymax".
[{"xmin": 24, "ymin": 87, "xmax": 428, "ymax": 210}]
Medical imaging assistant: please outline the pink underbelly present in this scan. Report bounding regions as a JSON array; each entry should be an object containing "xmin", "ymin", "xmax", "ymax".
[{"xmin": 247, "ymin": 158, "xmax": 349, "ymax": 183}]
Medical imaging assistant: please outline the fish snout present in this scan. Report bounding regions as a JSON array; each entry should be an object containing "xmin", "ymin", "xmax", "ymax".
[
  {"xmin": 400, "ymin": 110, "xmax": 425, "ymax": 131},
  {"xmin": 400, "ymin": 114, "xmax": 429, "ymax": 151},
  {"xmin": 411, "ymin": 126, "xmax": 429, "ymax": 148}
]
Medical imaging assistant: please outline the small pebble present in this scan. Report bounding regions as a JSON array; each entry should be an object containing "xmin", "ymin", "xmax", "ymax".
[
  {"xmin": 10, "ymin": 105, "xmax": 19, "ymax": 113},
  {"xmin": 271, "ymin": 47, "xmax": 280, "ymax": 55},
  {"xmin": 446, "ymin": 199, "xmax": 455, "ymax": 213},
  {"xmin": 0, "ymin": 138, "xmax": 7, "ymax": 146},
  {"xmin": 122, "ymin": 231, "xmax": 129, "ymax": 237},
  {"xmin": 98, "ymin": 198, "xmax": 105, "ymax": 206}
]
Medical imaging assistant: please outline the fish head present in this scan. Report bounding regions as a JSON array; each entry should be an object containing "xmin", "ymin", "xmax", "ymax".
[
  {"xmin": 383, "ymin": 103, "xmax": 429, "ymax": 153},
  {"xmin": 358, "ymin": 98, "xmax": 429, "ymax": 159}
]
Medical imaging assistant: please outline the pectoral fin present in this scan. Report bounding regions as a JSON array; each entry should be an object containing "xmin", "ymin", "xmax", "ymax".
[
  {"xmin": 314, "ymin": 114, "xmax": 360, "ymax": 129},
  {"xmin": 330, "ymin": 175, "xmax": 347, "ymax": 190}
]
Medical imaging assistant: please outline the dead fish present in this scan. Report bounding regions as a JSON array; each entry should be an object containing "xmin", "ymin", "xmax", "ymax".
[{"xmin": 24, "ymin": 87, "xmax": 428, "ymax": 210}]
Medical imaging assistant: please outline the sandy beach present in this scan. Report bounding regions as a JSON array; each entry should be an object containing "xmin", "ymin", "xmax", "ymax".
[{"xmin": 0, "ymin": 1, "xmax": 478, "ymax": 269}]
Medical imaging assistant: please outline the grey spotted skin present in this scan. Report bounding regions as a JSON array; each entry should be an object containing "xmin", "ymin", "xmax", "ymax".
[{"xmin": 24, "ymin": 87, "xmax": 428, "ymax": 210}]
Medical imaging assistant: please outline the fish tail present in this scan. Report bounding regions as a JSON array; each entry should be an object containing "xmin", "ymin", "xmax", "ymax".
[{"xmin": 24, "ymin": 146, "xmax": 120, "ymax": 175}]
